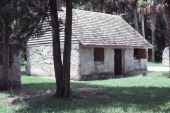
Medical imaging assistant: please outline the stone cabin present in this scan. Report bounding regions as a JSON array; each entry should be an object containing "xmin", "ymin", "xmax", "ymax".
[{"xmin": 26, "ymin": 8, "xmax": 152, "ymax": 80}]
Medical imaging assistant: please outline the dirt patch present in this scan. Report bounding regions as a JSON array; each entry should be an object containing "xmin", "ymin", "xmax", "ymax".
[
  {"xmin": 0, "ymin": 98, "xmax": 17, "ymax": 105},
  {"xmin": 0, "ymin": 87, "xmax": 108, "ymax": 104},
  {"xmin": 72, "ymin": 87, "xmax": 108, "ymax": 100},
  {"xmin": 17, "ymin": 87, "xmax": 108, "ymax": 101}
]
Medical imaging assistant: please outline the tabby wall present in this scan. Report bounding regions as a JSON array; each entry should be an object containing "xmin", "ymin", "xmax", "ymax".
[
  {"xmin": 79, "ymin": 45, "xmax": 114, "ymax": 80},
  {"xmin": 27, "ymin": 44, "xmax": 148, "ymax": 80},
  {"xmin": 123, "ymin": 48, "xmax": 147, "ymax": 76},
  {"xmin": 26, "ymin": 44, "xmax": 80, "ymax": 80}
]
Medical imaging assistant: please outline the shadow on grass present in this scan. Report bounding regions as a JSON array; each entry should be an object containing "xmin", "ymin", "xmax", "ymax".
[{"xmin": 11, "ymin": 81, "xmax": 170, "ymax": 113}]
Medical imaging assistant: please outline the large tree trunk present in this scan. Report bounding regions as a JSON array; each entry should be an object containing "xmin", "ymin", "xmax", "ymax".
[
  {"xmin": 141, "ymin": 13, "xmax": 145, "ymax": 38},
  {"xmin": 151, "ymin": 30, "xmax": 155, "ymax": 62},
  {"xmin": 62, "ymin": 0, "xmax": 72, "ymax": 99},
  {"xmin": 49, "ymin": 0, "xmax": 72, "ymax": 99},
  {"xmin": 49, "ymin": 0, "xmax": 64, "ymax": 98},
  {"xmin": 99, "ymin": 0, "xmax": 104, "ymax": 13},
  {"xmin": 134, "ymin": 9, "xmax": 139, "ymax": 32},
  {"xmin": 150, "ymin": 12, "xmax": 156, "ymax": 62},
  {"xmin": 1, "ymin": 20, "xmax": 10, "ymax": 91}
]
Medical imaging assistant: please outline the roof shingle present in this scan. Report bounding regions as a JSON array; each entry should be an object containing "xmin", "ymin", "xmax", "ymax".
[{"xmin": 27, "ymin": 8, "xmax": 152, "ymax": 48}]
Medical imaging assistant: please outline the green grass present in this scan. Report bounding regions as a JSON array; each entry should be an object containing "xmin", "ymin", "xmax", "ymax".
[
  {"xmin": 21, "ymin": 60, "xmax": 27, "ymax": 75},
  {"xmin": 0, "ymin": 92, "xmax": 10, "ymax": 99},
  {"xmin": 1, "ymin": 72, "xmax": 170, "ymax": 113},
  {"xmin": 147, "ymin": 61, "xmax": 169, "ymax": 67}
]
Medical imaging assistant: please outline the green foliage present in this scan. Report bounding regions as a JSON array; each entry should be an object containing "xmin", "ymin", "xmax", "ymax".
[
  {"xmin": 138, "ymin": 0, "xmax": 150, "ymax": 7},
  {"xmin": 73, "ymin": 0, "xmax": 91, "ymax": 10},
  {"xmin": 0, "ymin": 0, "xmax": 48, "ymax": 44},
  {"xmin": 120, "ymin": 1, "xmax": 134, "ymax": 25},
  {"xmin": 0, "ymin": 92, "xmax": 10, "ymax": 99}
]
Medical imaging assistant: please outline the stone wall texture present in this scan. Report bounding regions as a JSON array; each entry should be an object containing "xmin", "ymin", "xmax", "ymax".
[
  {"xmin": 70, "ymin": 44, "xmax": 80, "ymax": 80},
  {"xmin": 27, "ymin": 44, "xmax": 148, "ymax": 80},
  {"xmin": 79, "ymin": 45, "xmax": 114, "ymax": 80},
  {"xmin": 27, "ymin": 46, "xmax": 54, "ymax": 76},
  {"xmin": 26, "ymin": 44, "xmax": 80, "ymax": 80},
  {"xmin": 123, "ymin": 48, "xmax": 134, "ymax": 74},
  {"xmin": 0, "ymin": 44, "xmax": 21, "ymax": 87},
  {"xmin": 123, "ymin": 48, "xmax": 147, "ymax": 76},
  {"xmin": 162, "ymin": 47, "xmax": 169, "ymax": 66}
]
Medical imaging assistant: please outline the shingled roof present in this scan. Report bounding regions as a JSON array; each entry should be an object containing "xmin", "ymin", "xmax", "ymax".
[{"xmin": 27, "ymin": 8, "xmax": 152, "ymax": 48}]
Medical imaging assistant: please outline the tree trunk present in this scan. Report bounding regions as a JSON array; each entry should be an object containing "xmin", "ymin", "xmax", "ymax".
[
  {"xmin": 150, "ymin": 12, "xmax": 156, "ymax": 63},
  {"xmin": 49, "ymin": 0, "xmax": 64, "ymax": 98},
  {"xmin": 134, "ymin": 9, "xmax": 139, "ymax": 32},
  {"xmin": 99, "ymin": 0, "xmax": 104, "ymax": 13},
  {"xmin": 1, "ymin": 20, "xmax": 10, "ymax": 91},
  {"xmin": 151, "ymin": 30, "xmax": 155, "ymax": 62},
  {"xmin": 62, "ymin": 0, "xmax": 72, "ymax": 99},
  {"xmin": 141, "ymin": 14, "xmax": 145, "ymax": 38},
  {"xmin": 49, "ymin": 0, "xmax": 72, "ymax": 99}
]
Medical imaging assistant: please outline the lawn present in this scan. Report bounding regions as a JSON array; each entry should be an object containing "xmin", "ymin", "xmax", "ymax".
[
  {"xmin": 147, "ymin": 61, "xmax": 168, "ymax": 67},
  {"xmin": 1, "ymin": 71, "xmax": 170, "ymax": 113}
]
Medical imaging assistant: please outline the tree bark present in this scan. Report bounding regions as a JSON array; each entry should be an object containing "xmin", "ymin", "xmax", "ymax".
[
  {"xmin": 150, "ymin": 12, "xmax": 156, "ymax": 62},
  {"xmin": 1, "ymin": 20, "xmax": 10, "ymax": 91},
  {"xmin": 49, "ymin": 0, "xmax": 72, "ymax": 99},
  {"xmin": 141, "ymin": 14, "xmax": 145, "ymax": 38},
  {"xmin": 134, "ymin": 9, "xmax": 139, "ymax": 32},
  {"xmin": 99, "ymin": 0, "xmax": 104, "ymax": 13},
  {"xmin": 49, "ymin": 0, "xmax": 64, "ymax": 98},
  {"xmin": 151, "ymin": 30, "xmax": 155, "ymax": 62},
  {"xmin": 62, "ymin": 0, "xmax": 72, "ymax": 99}
]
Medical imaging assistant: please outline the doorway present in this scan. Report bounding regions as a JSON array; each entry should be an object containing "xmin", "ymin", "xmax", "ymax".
[{"xmin": 114, "ymin": 49, "xmax": 122, "ymax": 75}]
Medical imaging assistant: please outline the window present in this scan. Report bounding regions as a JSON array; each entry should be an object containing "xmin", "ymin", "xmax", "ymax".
[
  {"xmin": 94, "ymin": 48, "xmax": 104, "ymax": 61},
  {"xmin": 134, "ymin": 49, "xmax": 146, "ymax": 59}
]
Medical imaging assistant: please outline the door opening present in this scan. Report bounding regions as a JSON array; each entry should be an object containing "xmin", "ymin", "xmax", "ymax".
[{"xmin": 114, "ymin": 49, "xmax": 122, "ymax": 75}]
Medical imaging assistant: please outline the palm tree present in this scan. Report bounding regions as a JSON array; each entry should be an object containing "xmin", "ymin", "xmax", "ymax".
[
  {"xmin": 146, "ymin": 0, "xmax": 156, "ymax": 62},
  {"xmin": 131, "ymin": 0, "xmax": 139, "ymax": 32},
  {"xmin": 137, "ymin": 0, "xmax": 149, "ymax": 38}
]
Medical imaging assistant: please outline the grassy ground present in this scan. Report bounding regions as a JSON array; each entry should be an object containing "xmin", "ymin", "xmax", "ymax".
[
  {"xmin": 147, "ymin": 61, "xmax": 168, "ymax": 67},
  {"xmin": 1, "ymin": 71, "xmax": 170, "ymax": 113}
]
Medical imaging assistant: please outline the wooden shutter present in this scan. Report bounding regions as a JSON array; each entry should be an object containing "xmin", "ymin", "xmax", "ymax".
[
  {"xmin": 137, "ymin": 49, "xmax": 146, "ymax": 59},
  {"xmin": 94, "ymin": 48, "xmax": 104, "ymax": 61}
]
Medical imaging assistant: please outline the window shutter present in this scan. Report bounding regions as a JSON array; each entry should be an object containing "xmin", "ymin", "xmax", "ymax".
[
  {"xmin": 137, "ymin": 49, "xmax": 146, "ymax": 59},
  {"xmin": 94, "ymin": 48, "xmax": 104, "ymax": 61}
]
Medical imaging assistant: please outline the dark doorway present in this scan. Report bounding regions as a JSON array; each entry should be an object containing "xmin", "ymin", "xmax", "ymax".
[{"xmin": 114, "ymin": 49, "xmax": 122, "ymax": 75}]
